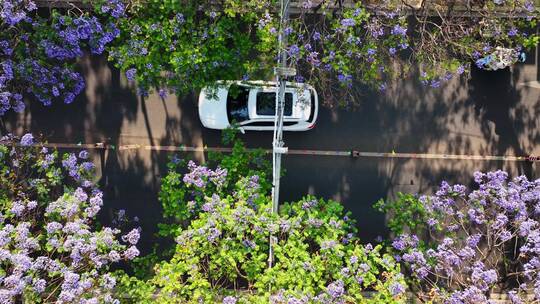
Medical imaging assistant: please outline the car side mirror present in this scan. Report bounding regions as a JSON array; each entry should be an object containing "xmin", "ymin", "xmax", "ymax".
[{"xmin": 238, "ymin": 127, "xmax": 246, "ymax": 134}]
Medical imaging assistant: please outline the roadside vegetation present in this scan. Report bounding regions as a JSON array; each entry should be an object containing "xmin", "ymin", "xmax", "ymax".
[{"xmin": 1, "ymin": 0, "xmax": 540, "ymax": 303}]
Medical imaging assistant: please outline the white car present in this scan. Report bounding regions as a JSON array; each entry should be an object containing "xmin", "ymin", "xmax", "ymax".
[{"xmin": 198, "ymin": 81, "xmax": 318, "ymax": 132}]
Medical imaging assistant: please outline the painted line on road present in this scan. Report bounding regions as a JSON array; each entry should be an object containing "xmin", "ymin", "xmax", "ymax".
[
  {"xmin": 145, "ymin": 145, "xmax": 536, "ymax": 162},
  {"xmin": 6, "ymin": 142, "xmax": 538, "ymax": 162}
]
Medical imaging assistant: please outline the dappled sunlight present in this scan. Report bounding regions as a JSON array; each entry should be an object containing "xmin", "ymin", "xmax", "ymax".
[{"xmin": 2, "ymin": 51, "xmax": 539, "ymax": 244}]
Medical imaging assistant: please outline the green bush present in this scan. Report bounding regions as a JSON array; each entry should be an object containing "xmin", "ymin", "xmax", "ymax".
[{"xmin": 117, "ymin": 155, "xmax": 406, "ymax": 303}]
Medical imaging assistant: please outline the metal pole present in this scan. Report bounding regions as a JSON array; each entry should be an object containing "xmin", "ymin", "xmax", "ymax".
[
  {"xmin": 269, "ymin": 0, "xmax": 290, "ymax": 269},
  {"xmin": 537, "ymin": 27, "xmax": 539, "ymax": 82}
]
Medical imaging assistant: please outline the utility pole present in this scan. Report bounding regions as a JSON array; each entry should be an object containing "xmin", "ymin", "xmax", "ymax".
[{"xmin": 268, "ymin": 0, "xmax": 294, "ymax": 269}]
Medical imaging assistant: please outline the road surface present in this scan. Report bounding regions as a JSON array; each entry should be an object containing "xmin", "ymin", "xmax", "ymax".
[{"xmin": 2, "ymin": 53, "xmax": 540, "ymax": 248}]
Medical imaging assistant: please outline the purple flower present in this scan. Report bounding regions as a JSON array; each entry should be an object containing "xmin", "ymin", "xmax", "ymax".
[
  {"xmin": 176, "ymin": 13, "xmax": 185, "ymax": 24},
  {"xmin": 468, "ymin": 208, "xmax": 485, "ymax": 224},
  {"xmin": 124, "ymin": 246, "xmax": 140, "ymax": 259},
  {"xmin": 122, "ymin": 229, "xmax": 140, "ymax": 245},
  {"xmin": 125, "ymin": 68, "xmax": 136, "ymax": 81},
  {"xmin": 288, "ymin": 44, "xmax": 300, "ymax": 56},
  {"xmin": 207, "ymin": 228, "xmax": 221, "ymax": 242},
  {"xmin": 341, "ymin": 18, "xmax": 355, "ymax": 27},
  {"xmin": 391, "ymin": 24, "xmax": 407, "ymax": 36},
  {"xmin": 321, "ymin": 240, "xmax": 337, "ymax": 250},
  {"xmin": 242, "ymin": 239, "xmax": 256, "ymax": 249},
  {"xmin": 326, "ymin": 280, "xmax": 344, "ymax": 298},
  {"xmin": 390, "ymin": 282, "xmax": 405, "ymax": 296},
  {"xmin": 467, "ymin": 234, "xmax": 482, "ymax": 247},
  {"xmin": 524, "ymin": 1, "xmax": 535, "ymax": 12},
  {"xmin": 359, "ymin": 263, "xmax": 370, "ymax": 272},
  {"xmin": 430, "ymin": 80, "xmax": 441, "ymax": 88},
  {"xmin": 33, "ymin": 279, "xmax": 46, "ymax": 293},
  {"xmin": 46, "ymin": 222, "xmax": 63, "ymax": 233},
  {"xmin": 223, "ymin": 296, "xmax": 237, "ymax": 304},
  {"xmin": 26, "ymin": 200, "xmax": 37, "ymax": 209},
  {"xmin": 427, "ymin": 218, "xmax": 438, "ymax": 227},
  {"xmin": 201, "ymin": 202, "xmax": 214, "ymax": 212},
  {"xmin": 64, "ymin": 93, "xmax": 76, "ymax": 104},
  {"xmin": 74, "ymin": 187, "xmax": 88, "ymax": 202},
  {"xmin": 302, "ymin": 199, "xmax": 317, "ymax": 210},
  {"xmin": 284, "ymin": 27, "xmax": 293, "ymax": 35},
  {"xmin": 20, "ymin": 133, "xmax": 34, "ymax": 146},
  {"xmin": 158, "ymin": 88, "xmax": 167, "ymax": 99},
  {"xmin": 2, "ymin": 61, "xmax": 13, "ymax": 80},
  {"xmin": 10, "ymin": 201, "xmax": 25, "ymax": 216},
  {"xmin": 78, "ymin": 150, "xmax": 89, "ymax": 159},
  {"xmin": 499, "ymin": 229, "xmax": 513, "ymax": 242},
  {"xmin": 302, "ymin": 0, "xmax": 313, "ymax": 9},
  {"xmin": 492, "ymin": 214, "xmax": 508, "ymax": 230},
  {"xmin": 508, "ymin": 290, "xmax": 523, "ymax": 304},
  {"xmin": 392, "ymin": 235, "xmax": 416, "ymax": 251},
  {"xmin": 108, "ymin": 250, "xmax": 121, "ymax": 262},
  {"xmin": 508, "ymin": 28, "xmax": 519, "ymax": 37},
  {"xmin": 519, "ymin": 219, "xmax": 537, "ymax": 237}
]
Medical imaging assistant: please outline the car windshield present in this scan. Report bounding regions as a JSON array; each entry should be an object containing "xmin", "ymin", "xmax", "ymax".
[
  {"xmin": 226, "ymin": 85, "xmax": 249, "ymax": 123},
  {"xmin": 256, "ymin": 92, "xmax": 293, "ymax": 116}
]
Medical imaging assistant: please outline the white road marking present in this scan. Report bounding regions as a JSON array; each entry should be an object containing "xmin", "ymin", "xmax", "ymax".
[{"xmin": 7, "ymin": 142, "xmax": 538, "ymax": 162}]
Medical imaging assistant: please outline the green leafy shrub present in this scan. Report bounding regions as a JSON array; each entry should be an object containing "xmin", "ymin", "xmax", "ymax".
[
  {"xmin": 117, "ymin": 152, "xmax": 406, "ymax": 303},
  {"xmin": 374, "ymin": 192, "xmax": 427, "ymax": 236},
  {"xmin": 151, "ymin": 190, "xmax": 405, "ymax": 303},
  {"xmin": 158, "ymin": 138, "xmax": 271, "ymax": 237}
]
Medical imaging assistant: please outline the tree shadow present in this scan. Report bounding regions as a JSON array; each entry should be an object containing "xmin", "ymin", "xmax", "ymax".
[
  {"xmin": 1, "ymin": 48, "xmax": 539, "ymax": 246},
  {"xmin": 256, "ymin": 54, "xmax": 540, "ymax": 241},
  {"xmin": 467, "ymin": 65, "xmax": 535, "ymax": 177}
]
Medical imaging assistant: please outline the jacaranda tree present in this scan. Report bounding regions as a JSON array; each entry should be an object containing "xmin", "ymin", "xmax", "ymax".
[
  {"xmin": 0, "ymin": 0, "xmax": 123, "ymax": 115},
  {"xmin": 102, "ymin": 0, "xmax": 278, "ymax": 98},
  {"xmin": 377, "ymin": 170, "xmax": 540, "ymax": 303},
  {"xmin": 3, "ymin": 0, "xmax": 537, "ymax": 111},
  {"xmin": 273, "ymin": 0, "xmax": 539, "ymax": 106},
  {"xmin": 116, "ymin": 154, "xmax": 407, "ymax": 303},
  {"xmin": 101, "ymin": 0, "xmax": 538, "ymax": 107},
  {"xmin": 0, "ymin": 133, "xmax": 140, "ymax": 303}
]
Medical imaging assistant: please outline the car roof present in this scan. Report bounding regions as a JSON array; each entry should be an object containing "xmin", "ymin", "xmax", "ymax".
[{"xmin": 241, "ymin": 85, "xmax": 311, "ymax": 121}]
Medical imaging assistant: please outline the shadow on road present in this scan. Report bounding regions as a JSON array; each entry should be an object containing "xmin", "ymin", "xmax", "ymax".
[{"xmin": 1, "ymin": 53, "xmax": 539, "ymax": 245}]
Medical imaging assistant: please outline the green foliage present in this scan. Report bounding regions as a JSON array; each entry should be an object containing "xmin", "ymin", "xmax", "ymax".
[
  {"xmin": 208, "ymin": 140, "xmax": 272, "ymax": 192},
  {"xmin": 0, "ymin": 144, "xmax": 84, "ymax": 207},
  {"xmin": 149, "ymin": 193, "xmax": 406, "ymax": 303},
  {"xmin": 106, "ymin": 1, "xmax": 275, "ymax": 95},
  {"xmin": 102, "ymin": 0, "xmax": 538, "ymax": 108},
  {"xmin": 221, "ymin": 124, "xmax": 241, "ymax": 146},
  {"xmin": 374, "ymin": 193, "xmax": 428, "ymax": 236},
  {"xmin": 126, "ymin": 134, "xmax": 406, "ymax": 303},
  {"xmin": 136, "ymin": 135, "xmax": 273, "ymax": 279},
  {"xmin": 159, "ymin": 137, "xmax": 271, "ymax": 234},
  {"xmin": 114, "ymin": 271, "xmax": 156, "ymax": 304}
]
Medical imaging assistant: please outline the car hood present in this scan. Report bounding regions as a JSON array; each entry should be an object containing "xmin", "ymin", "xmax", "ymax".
[{"xmin": 198, "ymin": 87, "xmax": 230, "ymax": 129}]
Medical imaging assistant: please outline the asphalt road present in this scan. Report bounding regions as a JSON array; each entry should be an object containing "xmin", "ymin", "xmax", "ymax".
[{"xmin": 2, "ymin": 54, "xmax": 540, "ymax": 248}]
